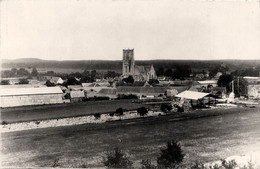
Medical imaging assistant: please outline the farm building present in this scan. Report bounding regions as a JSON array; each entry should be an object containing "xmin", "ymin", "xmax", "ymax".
[
  {"xmin": 175, "ymin": 91, "xmax": 217, "ymax": 109},
  {"xmin": 70, "ymin": 90, "xmax": 85, "ymax": 102},
  {"xmin": 0, "ymin": 87, "xmax": 64, "ymax": 107}
]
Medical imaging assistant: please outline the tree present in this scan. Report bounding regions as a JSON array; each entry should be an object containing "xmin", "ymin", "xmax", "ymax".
[
  {"xmin": 137, "ymin": 107, "xmax": 148, "ymax": 117},
  {"xmin": 157, "ymin": 140, "xmax": 185, "ymax": 168},
  {"xmin": 156, "ymin": 67, "xmax": 165, "ymax": 77},
  {"xmin": 0, "ymin": 80, "xmax": 10, "ymax": 85},
  {"xmin": 164, "ymin": 69, "xmax": 173, "ymax": 77},
  {"xmin": 123, "ymin": 76, "xmax": 134, "ymax": 84},
  {"xmin": 67, "ymin": 76, "xmax": 81, "ymax": 85},
  {"xmin": 172, "ymin": 65, "xmax": 191, "ymax": 80},
  {"xmin": 148, "ymin": 79, "xmax": 159, "ymax": 85},
  {"xmin": 115, "ymin": 108, "xmax": 124, "ymax": 116},
  {"xmin": 103, "ymin": 147, "xmax": 133, "ymax": 168},
  {"xmin": 18, "ymin": 78, "xmax": 29, "ymax": 84},
  {"xmin": 161, "ymin": 104, "xmax": 172, "ymax": 113},
  {"xmin": 31, "ymin": 67, "xmax": 38, "ymax": 76},
  {"xmin": 17, "ymin": 68, "xmax": 30, "ymax": 76},
  {"xmin": 217, "ymin": 74, "xmax": 233, "ymax": 93}
]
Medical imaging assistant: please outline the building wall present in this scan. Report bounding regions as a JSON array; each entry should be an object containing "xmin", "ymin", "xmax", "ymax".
[
  {"xmin": 247, "ymin": 85, "xmax": 260, "ymax": 98},
  {"xmin": 0, "ymin": 93, "xmax": 64, "ymax": 107}
]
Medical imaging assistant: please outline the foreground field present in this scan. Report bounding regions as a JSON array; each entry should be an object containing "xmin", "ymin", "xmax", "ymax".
[
  {"xmin": 1, "ymin": 100, "xmax": 151, "ymax": 123},
  {"xmin": 1, "ymin": 106, "xmax": 260, "ymax": 168}
]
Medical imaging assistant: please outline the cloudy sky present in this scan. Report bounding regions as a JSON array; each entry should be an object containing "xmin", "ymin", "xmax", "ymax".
[{"xmin": 1, "ymin": 0, "xmax": 259, "ymax": 61}]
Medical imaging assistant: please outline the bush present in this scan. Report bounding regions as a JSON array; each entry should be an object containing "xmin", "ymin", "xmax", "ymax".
[
  {"xmin": 103, "ymin": 147, "xmax": 133, "ymax": 168},
  {"xmin": 18, "ymin": 78, "xmax": 29, "ymax": 84},
  {"xmin": 160, "ymin": 104, "xmax": 172, "ymax": 113},
  {"xmin": 190, "ymin": 159, "xmax": 237, "ymax": 169},
  {"xmin": 115, "ymin": 108, "xmax": 124, "ymax": 116},
  {"xmin": 109, "ymin": 112, "xmax": 115, "ymax": 116},
  {"xmin": 137, "ymin": 107, "xmax": 148, "ymax": 117},
  {"xmin": 94, "ymin": 113, "xmax": 101, "ymax": 119},
  {"xmin": 1, "ymin": 121, "xmax": 8, "ymax": 125},
  {"xmin": 157, "ymin": 140, "xmax": 184, "ymax": 168},
  {"xmin": 0, "ymin": 80, "xmax": 10, "ymax": 85},
  {"xmin": 141, "ymin": 159, "xmax": 157, "ymax": 169}
]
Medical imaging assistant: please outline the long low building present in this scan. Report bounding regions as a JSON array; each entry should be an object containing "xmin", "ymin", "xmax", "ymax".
[{"xmin": 0, "ymin": 87, "xmax": 64, "ymax": 107}]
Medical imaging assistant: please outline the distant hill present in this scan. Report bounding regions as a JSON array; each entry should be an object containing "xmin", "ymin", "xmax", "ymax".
[{"xmin": 2, "ymin": 58, "xmax": 260, "ymax": 73}]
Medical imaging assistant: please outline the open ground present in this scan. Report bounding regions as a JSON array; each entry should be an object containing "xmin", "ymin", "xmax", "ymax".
[{"xmin": 1, "ymin": 106, "xmax": 260, "ymax": 168}]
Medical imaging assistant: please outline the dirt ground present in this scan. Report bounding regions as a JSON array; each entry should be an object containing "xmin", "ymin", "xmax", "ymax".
[{"xmin": 1, "ymin": 106, "xmax": 260, "ymax": 168}]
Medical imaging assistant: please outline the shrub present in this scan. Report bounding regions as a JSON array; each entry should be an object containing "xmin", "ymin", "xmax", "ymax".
[
  {"xmin": 115, "ymin": 108, "xmax": 124, "ymax": 116},
  {"xmin": 161, "ymin": 104, "xmax": 172, "ymax": 113},
  {"xmin": 190, "ymin": 159, "xmax": 237, "ymax": 169},
  {"xmin": 219, "ymin": 159, "xmax": 237, "ymax": 169},
  {"xmin": 18, "ymin": 78, "xmax": 29, "ymax": 84},
  {"xmin": 1, "ymin": 121, "xmax": 8, "ymax": 125},
  {"xmin": 103, "ymin": 147, "xmax": 133, "ymax": 168},
  {"xmin": 94, "ymin": 113, "xmax": 101, "ymax": 119},
  {"xmin": 51, "ymin": 158, "xmax": 59, "ymax": 167},
  {"xmin": 109, "ymin": 112, "xmax": 115, "ymax": 116},
  {"xmin": 137, "ymin": 107, "xmax": 148, "ymax": 117},
  {"xmin": 0, "ymin": 80, "xmax": 10, "ymax": 85},
  {"xmin": 35, "ymin": 121, "xmax": 40, "ymax": 125},
  {"xmin": 157, "ymin": 140, "xmax": 184, "ymax": 168},
  {"xmin": 141, "ymin": 159, "xmax": 157, "ymax": 169}
]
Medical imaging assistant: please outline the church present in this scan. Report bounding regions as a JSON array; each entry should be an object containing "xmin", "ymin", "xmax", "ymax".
[{"xmin": 122, "ymin": 49, "xmax": 157, "ymax": 81}]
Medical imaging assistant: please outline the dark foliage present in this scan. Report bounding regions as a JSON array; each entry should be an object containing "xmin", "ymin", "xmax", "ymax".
[
  {"xmin": 103, "ymin": 147, "xmax": 133, "ymax": 168},
  {"xmin": 137, "ymin": 107, "xmax": 148, "ymax": 117},
  {"xmin": 148, "ymin": 79, "xmax": 159, "ymax": 85},
  {"xmin": 0, "ymin": 80, "xmax": 10, "ymax": 85},
  {"xmin": 141, "ymin": 159, "xmax": 157, "ymax": 169},
  {"xmin": 122, "ymin": 75, "xmax": 134, "ymax": 84},
  {"xmin": 31, "ymin": 67, "xmax": 38, "ymax": 76},
  {"xmin": 18, "ymin": 78, "xmax": 29, "ymax": 84},
  {"xmin": 115, "ymin": 108, "xmax": 124, "ymax": 116},
  {"xmin": 156, "ymin": 67, "xmax": 165, "ymax": 77},
  {"xmin": 157, "ymin": 140, "xmax": 184, "ymax": 168},
  {"xmin": 1, "ymin": 121, "xmax": 8, "ymax": 125},
  {"xmin": 217, "ymin": 74, "xmax": 233, "ymax": 93},
  {"xmin": 45, "ymin": 80, "xmax": 56, "ymax": 87},
  {"xmin": 161, "ymin": 104, "xmax": 172, "ymax": 113},
  {"xmin": 94, "ymin": 113, "xmax": 101, "ymax": 119}
]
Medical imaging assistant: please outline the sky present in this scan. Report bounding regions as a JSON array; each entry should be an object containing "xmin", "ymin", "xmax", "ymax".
[{"xmin": 1, "ymin": 0, "xmax": 260, "ymax": 61}]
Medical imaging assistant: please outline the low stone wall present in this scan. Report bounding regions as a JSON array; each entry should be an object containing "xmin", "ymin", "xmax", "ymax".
[{"xmin": 0, "ymin": 111, "xmax": 164, "ymax": 133}]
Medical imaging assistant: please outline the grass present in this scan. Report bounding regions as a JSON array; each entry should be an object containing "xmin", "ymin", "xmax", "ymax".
[
  {"xmin": 0, "ymin": 99, "xmax": 153, "ymax": 123},
  {"xmin": 1, "ymin": 106, "xmax": 260, "ymax": 168}
]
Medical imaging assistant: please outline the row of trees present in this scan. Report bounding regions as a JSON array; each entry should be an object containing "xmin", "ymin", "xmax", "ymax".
[
  {"xmin": 1, "ymin": 67, "xmax": 38, "ymax": 78},
  {"xmin": 156, "ymin": 65, "xmax": 192, "ymax": 80}
]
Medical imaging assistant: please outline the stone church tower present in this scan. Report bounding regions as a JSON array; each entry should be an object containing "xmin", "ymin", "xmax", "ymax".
[{"xmin": 122, "ymin": 49, "xmax": 135, "ymax": 78}]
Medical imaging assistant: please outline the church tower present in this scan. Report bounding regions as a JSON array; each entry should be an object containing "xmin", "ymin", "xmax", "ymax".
[{"xmin": 122, "ymin": 49, "xmax": 135, "ymax": 77}]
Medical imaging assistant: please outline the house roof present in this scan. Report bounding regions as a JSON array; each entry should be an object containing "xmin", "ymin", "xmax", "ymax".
[
  {"xmin": 98, "ymin": 88, "xmax": 117, "ymax": 95},
  {"xmin": 0, "ymin": 87, "xmax": 63, "ymax": 96},
  {"xmin": 50, "ymin": 77, "xmax": 63, "ymax": 83},
  {"xmin": 134, "ymin": 65, "xmax": 152, "ymax": 74},
  {"xmin": 175, "ymin": 91, "xmax": 214, "ymax": 100},
  {"xmin": 70, "ymin": 90, "xmax": 85, "ymax": 98},
  {"xmin": 198, "ymin": 80, "xmax": 217, "ymax": 84}
]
